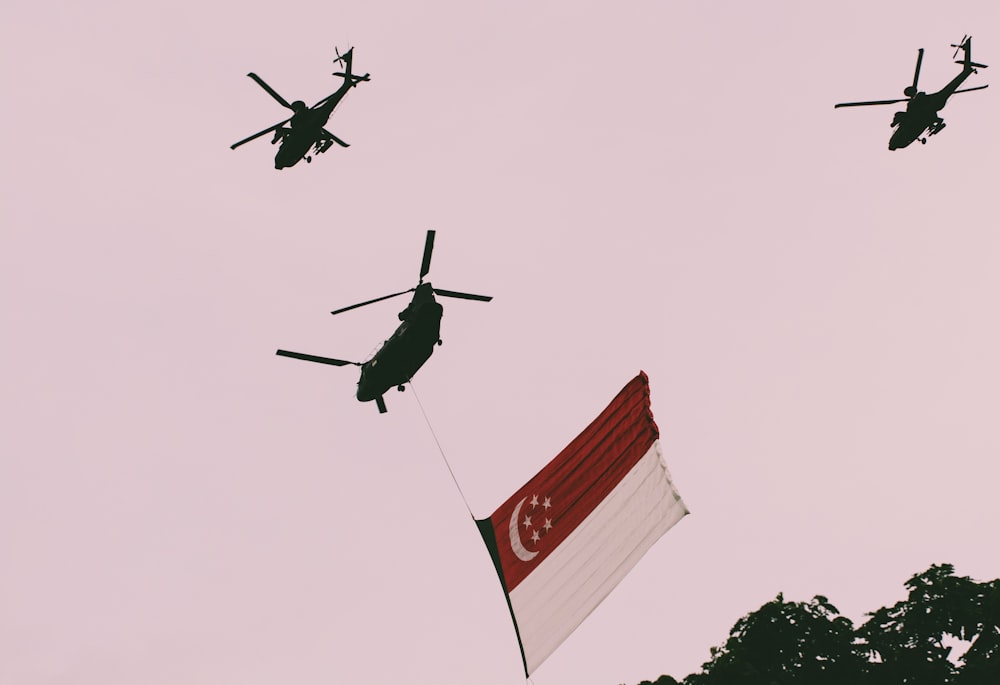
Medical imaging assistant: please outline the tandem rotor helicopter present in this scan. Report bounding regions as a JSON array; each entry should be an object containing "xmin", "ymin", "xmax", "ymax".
[
  {"xmin": 835, "ymin": 36, "xmax": 988, "ymax": 150},
  {"xmin": 277, "ymin": 231, "xmax": 492, "ymax": 414},
  {"xmin": 231, "ymin": 47, "xmax": 370, "ymax": 169}
]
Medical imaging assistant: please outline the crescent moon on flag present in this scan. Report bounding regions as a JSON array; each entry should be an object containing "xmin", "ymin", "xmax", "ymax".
[{"xmin": 509, "ymin": 497, "xmax": 539, "ymax": 562}]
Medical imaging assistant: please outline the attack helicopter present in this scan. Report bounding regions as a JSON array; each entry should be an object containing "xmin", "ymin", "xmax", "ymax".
[
  {"xmin": 277, "ymin": 231, "xmax": 492, "ymax": 414},
  {"xmin": 230, "ymin": 47, "xmax": 370, "ymax": 169},
  {"xmin": 835, "ymin": 36, "xmax": 988, "ymax": 150}
]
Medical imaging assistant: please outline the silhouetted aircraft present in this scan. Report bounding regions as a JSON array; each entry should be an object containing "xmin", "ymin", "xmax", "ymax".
[
  {"xmin": 231, "ymin": 47, "xmax": 370, "ymax": 169},
  {"xmin": 835, "ymin": 36, "xmax": 988, "ymax": 149},
  {"xmin": 277, "ymin": 231, "xmax": 492, "ymax": 413}
]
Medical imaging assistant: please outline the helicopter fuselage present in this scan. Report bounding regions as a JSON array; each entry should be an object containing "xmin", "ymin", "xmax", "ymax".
[
  {"xmin": 888, "ymin": 63, "xmax": 979, "ymax": 150},
  {"xmin": 356, "ymin": 288, "xmax": 444, "ymax": 405},
  {"xmin": 888, "ymin": 93, "xmax": 948, "ymax": 149},
  {"xmin": 274, "ymin": 93, "xmax": 345, "ymax": 169},
  {"xmin": 275, "ymin": 132, "xmax": 318, "ymax": 169}
]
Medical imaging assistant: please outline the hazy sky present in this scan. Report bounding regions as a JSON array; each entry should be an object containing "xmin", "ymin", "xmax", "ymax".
[{"xmin": 3, "ymin": 2, "xmax": 1000, "ymax": 684}]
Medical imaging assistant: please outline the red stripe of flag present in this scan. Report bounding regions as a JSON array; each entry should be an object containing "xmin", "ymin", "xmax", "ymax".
[{"xmin": 482, "ymin": 371, "xmax": 658, "ymax": 591}]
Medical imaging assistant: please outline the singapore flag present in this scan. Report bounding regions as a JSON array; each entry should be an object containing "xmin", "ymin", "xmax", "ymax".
[{"xmin": 476, "ymin": 372, "xmax": 689, "ymax": 676}]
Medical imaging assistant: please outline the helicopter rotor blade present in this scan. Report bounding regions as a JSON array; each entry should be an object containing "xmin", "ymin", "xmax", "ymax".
[
  {"xmin": 276, "ymin": 349, "xmax": 359, "ymax": 366},
  {"xmin": 230, "ymin": 119, "xmax": 291, "ymax": 149},
  {"xmin": 247, "ymin": 72, "xmax": 294, "ymax": 110},
  {"xmin": 834, "ymin": 98, "xmax": 910, "ymax": 108},
  {"xmin": 330, "ymin": 289, "xmax": 413, "ymax": 316},
  {"xmin": 419, "ymin": 230, "xmax": 436, "ymax": 283},
  {"xmin": 433, "ymin": 288, "xmax": 493, "ymax": 302},
  {"xmin": 953, "ymin": 84, "xmax": 989, "ymax": 95},
  {"xmin": 911, "ymin": 48, "xmax": 924, "ymax": 92}
]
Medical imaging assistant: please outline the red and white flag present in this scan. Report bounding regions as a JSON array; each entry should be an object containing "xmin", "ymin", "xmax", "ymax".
[{"xmin": 476, "ymin": 371, "xmax": 689, "ymax": 676}]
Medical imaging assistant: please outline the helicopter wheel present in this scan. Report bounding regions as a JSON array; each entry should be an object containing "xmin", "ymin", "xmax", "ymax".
[
  {"xmin": 397, "ymin": 384, "xmax": 406, "ymax": 392},
  {"xmin": 306, "ymin": 156, "xmax": 312, "ymax": 163},
  {"xmin": 920, "ymin": 138, "xmax": 927, "ymax": 145},
  {"xmin": 437, "ymin": 339, "xmax": 443, "ymax": 346}
]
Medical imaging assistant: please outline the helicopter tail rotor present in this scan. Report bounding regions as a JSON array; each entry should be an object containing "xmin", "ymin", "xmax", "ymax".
[
  {"xmin": 331, "ymin": 47, "xmax": 371, "ymax": 85},
  {"xmin": 951, "ymin": 35, "xmax": 970, "ymax": 59},
  {"xmin": 333, "ymin": 46, "xmax": 353, "ymax": 66}
]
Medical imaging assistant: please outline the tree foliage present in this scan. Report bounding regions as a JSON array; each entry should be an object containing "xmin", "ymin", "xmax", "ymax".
[{"xmin": 633, "ymin": 564, "xmax": 999, "ymax": 685}]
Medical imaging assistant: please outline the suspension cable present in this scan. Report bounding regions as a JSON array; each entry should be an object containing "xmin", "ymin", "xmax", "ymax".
[{"xmin": 408, "ymin": 380, "xmax": 475, "ymax": 519}]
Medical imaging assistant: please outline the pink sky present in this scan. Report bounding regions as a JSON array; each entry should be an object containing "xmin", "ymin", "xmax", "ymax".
[{"xmin": 3, "ymin": 2, "xmax": 1000, "ymax": 684}]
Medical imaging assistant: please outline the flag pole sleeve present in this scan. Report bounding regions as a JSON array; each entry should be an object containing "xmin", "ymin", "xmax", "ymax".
[{"xmin": 476, "ymin": 517, "xmax": 529, "ymax": 678}]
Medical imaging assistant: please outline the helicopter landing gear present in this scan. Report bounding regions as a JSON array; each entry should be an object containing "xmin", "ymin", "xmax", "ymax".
[
  {"xmin": 397, "ymin": 384, "xmax": 406, "ymax": 392},
  {"xmin": 305, "ymin": 156, "xmax": 312, "ymax": 163},
  {"xmin": 920, "ymin": 138, "xmax": 927, "ymax": 144},
  {"xmin": 437, "ymin": 339, "xmax": 443, "ymax": 346}
]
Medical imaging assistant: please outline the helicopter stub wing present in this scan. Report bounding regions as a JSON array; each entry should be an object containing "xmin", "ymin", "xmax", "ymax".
[{"xmin": 321, "ymin": 129, "xmax": 350, "ymax": 147}]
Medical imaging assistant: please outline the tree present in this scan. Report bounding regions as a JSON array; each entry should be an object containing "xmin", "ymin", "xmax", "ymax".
[
  {"xmin": 857, "ymin": 564, "xmax": 1000, "ymax": 685},
  {"xmin": 682, "ymin": 594, "xmax": 862, "ymax": 685},
  {"xmin": 632, "ymin": 564, "xmax": 999, "ymax": 685}
]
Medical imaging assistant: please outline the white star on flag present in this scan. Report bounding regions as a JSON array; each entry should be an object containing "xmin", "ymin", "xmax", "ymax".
[{"xmin": 476, "ymin": 372, "xmax": 688, "ymax": 677}]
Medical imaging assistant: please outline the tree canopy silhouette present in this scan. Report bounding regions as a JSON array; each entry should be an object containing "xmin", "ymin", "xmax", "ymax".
[{"xmin": 630, "ymin": 564, "xmax": 999, "ymax": 685}]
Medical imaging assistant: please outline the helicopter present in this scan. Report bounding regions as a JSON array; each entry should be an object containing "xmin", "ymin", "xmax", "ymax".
[
  {"xmin": 230, "ymin": 47, "xmax": 370, "ymax": 169},
  {"xmin": 277, "ymin": 230, "xmax": 492, "ymax": 414},
  {"xmin": 835, "ymin": 36, "xmax": 988, "ymax": 150}
]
